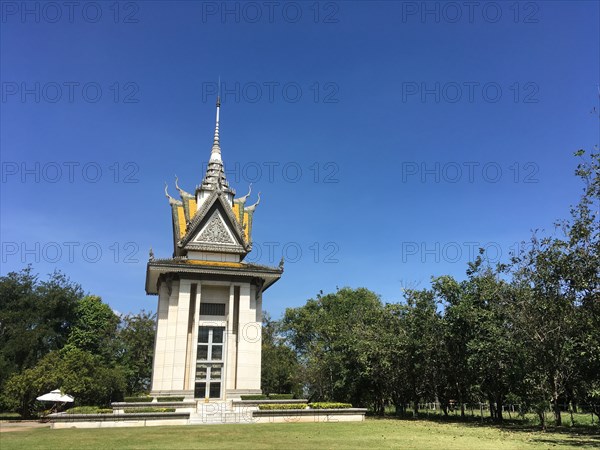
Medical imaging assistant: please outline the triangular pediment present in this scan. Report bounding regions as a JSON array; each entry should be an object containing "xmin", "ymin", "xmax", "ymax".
[
  {"xmin": 193, "ymin": 210, "xmax": 236, "ymax": 245},
  {"xmin": 179, "ymin": 192, "xmax": 249, "ymax": 255}
]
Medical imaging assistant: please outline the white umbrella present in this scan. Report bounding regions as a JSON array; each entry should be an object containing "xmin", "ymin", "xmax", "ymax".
[{"xmin": 36, "ymin": 389, "xmax": 74, "ymax": 403}]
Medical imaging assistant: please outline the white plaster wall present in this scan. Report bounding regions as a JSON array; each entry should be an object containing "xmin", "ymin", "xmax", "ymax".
[
  {"xmin": 187, "ymin": 251, "xmax": 240, "ymax": 262},
  {"xmin": 171, "ymin": 280, "xmax": 192, "ymax": 390},
  {"xmin": 151, "ymin": 282, "xmax": 170, "ymax": 392},
  {"xmin": 187, "ymin": 282, "xmax": 201, "ymax": 391},
  {"xmin": 235, "ymin": 283, "xmax": 261, "ymax": 390},
  {"xmin": 226, "ymin": 285, "xmax": 236, "ymax": 392},
  {"xmin": 161, "ymin": 281, "xmax": 180, "ymax": 392}
]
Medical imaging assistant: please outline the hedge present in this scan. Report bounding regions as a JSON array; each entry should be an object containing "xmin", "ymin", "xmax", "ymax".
[
  {"xmin": 240, "ymin": 395, "xmax": 267, "ymax": 400},
  {"xmin": 157, "ymin": 397, "xmax": 185, "ymax": 402},
  {"xmin": 66, "ymin": 406, "xmax": 113, "ymax": 414},
  {"xmin": 123, "ymin": 396, "xmax": 153, "ymax": 403},
  {"xmin": 309, "ymin": 402, "xmax": 353, "ymax": 409},
  {"xmin": 258, "ymin": 404, "xmax": 307, "ymax": 410},
  {"xmin": 124, "ymin": 407, "xmax": 175, "ymax": 413},
  {"xmin": 268, "ymin": 394, "xmax": 294, "ymax": 400}
]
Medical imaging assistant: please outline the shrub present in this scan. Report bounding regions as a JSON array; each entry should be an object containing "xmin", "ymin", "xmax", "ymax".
[
  {"xmin": 66, "ymin": 406, "xmax": 112, "ymax": 414},
  {"xmin": 240, "ymin": 395, "xmax": 267, "ymax": 400},
  {"xmin": 0, "ymin": 412, "xmax": 22, "ymax": 420},
  {"xmin": 123, "ymin": 396, "xmax": 153, "ymax": 403},
  {"xmin": 124, "ymin": 407, "xmax": 175, "ymax": 413},
  {"xmin": 268, "ymin": 394, "xmax": 294, "ymax": 400},
  {"xmin": 157, "ymin": 397, "xmax": 185, "ymax": 402},
  {"xmin": 309, "ymin": 402, "xmax": 353, "ymax": 409},
  {"xmin": 258, "ymin": 404, "xmax": 307, "ymax": 410}
]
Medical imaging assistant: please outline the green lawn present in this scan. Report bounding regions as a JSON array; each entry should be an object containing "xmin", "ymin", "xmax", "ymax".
[{"xmin": 1, "ymin": 418, "xmax": 598, "ymax": 449}]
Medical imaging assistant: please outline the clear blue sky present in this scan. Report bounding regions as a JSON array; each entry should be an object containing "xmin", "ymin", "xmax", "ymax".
[{"xmin": 1, "ymin": 1, "xmax": 599, "ymax": 318}]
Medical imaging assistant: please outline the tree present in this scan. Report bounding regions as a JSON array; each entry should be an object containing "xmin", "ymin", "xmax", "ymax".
[
  {"xmin": 510, "ymin": 151, "xmax": 599, "ymax": 427},
  {"xmin": 261, "ymin": 312, "xmax": 301, "ymax": 397},
  {"xmin": 64, "ymin": 295, "xmax": 120, "ymax": 363},
  {"xmin": 2, "ymin": 348, "xmax": 126, "ymax": 417},
  {"xmin": 118, "ymin": 310, "xmax": 156, "ymax": 395},
  {"xmin": 0, "ymin": 267, "xmax": 83, "ymax": 395},
  {"xmin": 400, "ymin": 288, "xmax": 443, "ymax": 417},
  {"xmin": 282, "ymin": 287, "xmax": 387, "ymax": 410}
]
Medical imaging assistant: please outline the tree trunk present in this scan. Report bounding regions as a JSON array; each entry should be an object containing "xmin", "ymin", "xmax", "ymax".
[
  {"xmin": 442, "ymin": 403, "xmax": 449, "ymax": 417},
  {"xmin": 496, "ymin": 396, "xmax": 504, "ymax": 422},
  {"xmin": 395, "ymin": 402, "xmax": 405, "ymax": 416},
  {"xmin": 553, "ymin": 403, "xmax": 562, "ymax": 426},
  {"xmin": 413, "ymin": 400, "xmax": 419, "ymax": 418},
  {"xmin": 538, "ymin": 410, "xmax": 546, "ymax": 431},
  {"xmin": 552, "ymin": 387, "xmax": 562, "ymax": 426}
]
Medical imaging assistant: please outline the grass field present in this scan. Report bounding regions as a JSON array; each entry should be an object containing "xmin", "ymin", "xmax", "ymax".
[{"xmin": 1, "ymin": 418, "xmax": 598, "ymax": 449}]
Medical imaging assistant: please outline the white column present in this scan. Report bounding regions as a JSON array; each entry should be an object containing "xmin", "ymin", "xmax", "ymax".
[
  {"xmin": 187, "ymin": 282, "xmax": 201, "ymax": 391},
  {"xmin": 171, "ymin": 280, "xmax": 192, "ymax": 390},
  {"xmin": 235, "ymin": 283, "xmax": 261, "ymax": 390},
  {"xmin": 161, "ymin": 280, "xmax": 180, "ymax": 391},
  {"xmin": 151, "ymin": 283, "xmax": 170, "ymax": 392},
  {"xmin": 225, "ymin": 284, "xmax": 236, "ymax": 392}
]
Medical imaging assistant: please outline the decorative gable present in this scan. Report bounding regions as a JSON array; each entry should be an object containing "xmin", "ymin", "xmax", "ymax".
[
  {"xmin": 194, "ymin": 210, "xmax": 236, "ymax": 245},
  {"xmin": 178, "ymin": 193, "xmax": 250, "ymax": 255}
]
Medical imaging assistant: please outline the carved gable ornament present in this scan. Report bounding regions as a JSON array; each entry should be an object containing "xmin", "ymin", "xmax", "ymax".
[{"xmin": 194, "ymin": 210, "xmax": 236, "ymax": 245}]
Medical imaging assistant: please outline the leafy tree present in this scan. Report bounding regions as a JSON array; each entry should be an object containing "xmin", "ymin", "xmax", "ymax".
[
  {"xmin": 282, "ymin": 288, "xmax": 386, "ymax": 410},
  {"xmin": 118, "ymin": 310, "xmax": 156, "ymax": 395},
  {"xmin": 510, "ymin": 151, "xmax": 599, "ymax": 426},
  {"xmin": 261, "ymin": 312, "xmax": 301, "ymax": 397},
  {"xmin": 2, "ymin": 348, "xmax": 126, "ymax": 417},
  {"xmin": 400, "ymin": 288, "xmax": 443, "ymax": 417},
  {"xmin": 64, "ymin": 295, "xmax": 120, "ymax": 363},
  {"xmin": 0, "ymin": 267, "xmax": 83, "ymax": 394}
]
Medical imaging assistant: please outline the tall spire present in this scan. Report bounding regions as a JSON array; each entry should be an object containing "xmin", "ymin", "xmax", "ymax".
[
  {"xmin": 210, "ymin": 93, "xmax": 221, "ymax": 162},
  {"xmin": 198, "ymin": 82, "xmax": 234, "ymax": 198}
]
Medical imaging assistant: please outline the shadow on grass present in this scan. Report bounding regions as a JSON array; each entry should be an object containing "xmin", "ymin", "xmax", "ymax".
[{"xmin": 367, "ymin": 411, "xmax": 600, "ymax": 445}]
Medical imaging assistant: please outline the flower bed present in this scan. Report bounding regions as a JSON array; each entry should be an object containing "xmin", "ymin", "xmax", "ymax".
[
  {"xmin": 124, "ymin": 408, "xmax": 175, "ymax": 413},
  {"xmin": 258, "ymin": 404, "xmax": 307, "ymax": 410},
  {"xmin": 66, "ymin": 406, "xmax": 113, "ymax": 414}
]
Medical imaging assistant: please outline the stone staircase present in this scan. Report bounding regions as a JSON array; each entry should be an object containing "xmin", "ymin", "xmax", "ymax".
[{"xmin": 188, "ymin": 401, "xmax": 258, "ymax": 425}]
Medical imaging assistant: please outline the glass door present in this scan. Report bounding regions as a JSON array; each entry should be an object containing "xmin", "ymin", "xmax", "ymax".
[{"xmin": 195, "ymin": 326, "xmax": 224, "ymax": 399}]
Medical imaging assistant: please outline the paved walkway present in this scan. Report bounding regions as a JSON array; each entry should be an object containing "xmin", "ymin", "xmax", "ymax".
[{"xmin": 0, "ymin": 420, "xmax": 50, "ymax": 432}]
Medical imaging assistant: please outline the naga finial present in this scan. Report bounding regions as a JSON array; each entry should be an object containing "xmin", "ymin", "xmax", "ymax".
[
  {"xmin": 279, "ymin": 256, "xmax": 285, "ymax": 270},
  {"xmin": 235, "ymin": 183, "xmax": 252, "ymax": 203},
  {"xmin": 149, "ymin": 247, "xmax": 155, "ymax": 261},
  {"xmin": 165, "ymin": 183, "xmax": 182, "ymax": 205},
  {"xmin": 175, "ymin": 175, "xmax": 194, "ymax": 199},
  {"xmin": 244, "ymin": 192, "xmax": 261, "ymax": 212}
]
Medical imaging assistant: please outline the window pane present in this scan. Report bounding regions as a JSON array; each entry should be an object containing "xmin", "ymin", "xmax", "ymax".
[
  {"xmin": 196, "ymin": 364, "xmax": 207, "ymax": 380},
  {"xmin": 209, "ymin": 382, "xmax": 221, "ymax": 398},
  {"xmin": 211, "ymin": 345, "xmax": 222, "ymax": 360},
  {"xmin": 212, "ymin": 328, "xmax": 224, "ymax": 343},
  {"xmin": 210, "ymin": 365, "xmax": 222, "ymax": 380},
  {"xmin": 200, "ymin": 303, "xmax": 225, "ymax": 316},
  {"xmin": 197, "ymin": 345, "xmax": 208, "ymax": 360},
  {"xmin": 194, "ymin": 382, "xmax": 206, "ymax": 398},
  {"xmin": 199, "ymin": 328, "xmax": 209, "ymax": 343}
]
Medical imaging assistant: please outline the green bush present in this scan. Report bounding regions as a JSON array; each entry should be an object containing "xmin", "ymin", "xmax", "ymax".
[
  {"xmin": 66, "ymin": 406, "xmax": 112, "ymax": 414},
  {"xmin": 124, "ymin": 407, "xmax": 175, "ymax": 413},
  {"xmin": 0, "ymin": 412, "xmax": 22, "ymax": 420},
  {"xmin": 157, "ymin": 397, "xmax": 185, "ymax": 402},
  {"xmin": 240, "ymin": 395, "xmax": 267, "ymax": 400},
  {"xmin": 123, "ymin": 396, "xmax": 153, "ymax": 403},
  {"xmin": 268, "ymin": 394, "xmax": 294, "ymax": 400},
  {"xmin": 309, "ymin": 402, "xmax": 353, "ymax": 409},
  {"xmin": 258, "ymin": 404, "xmax": 307, "ymax": 410}
]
